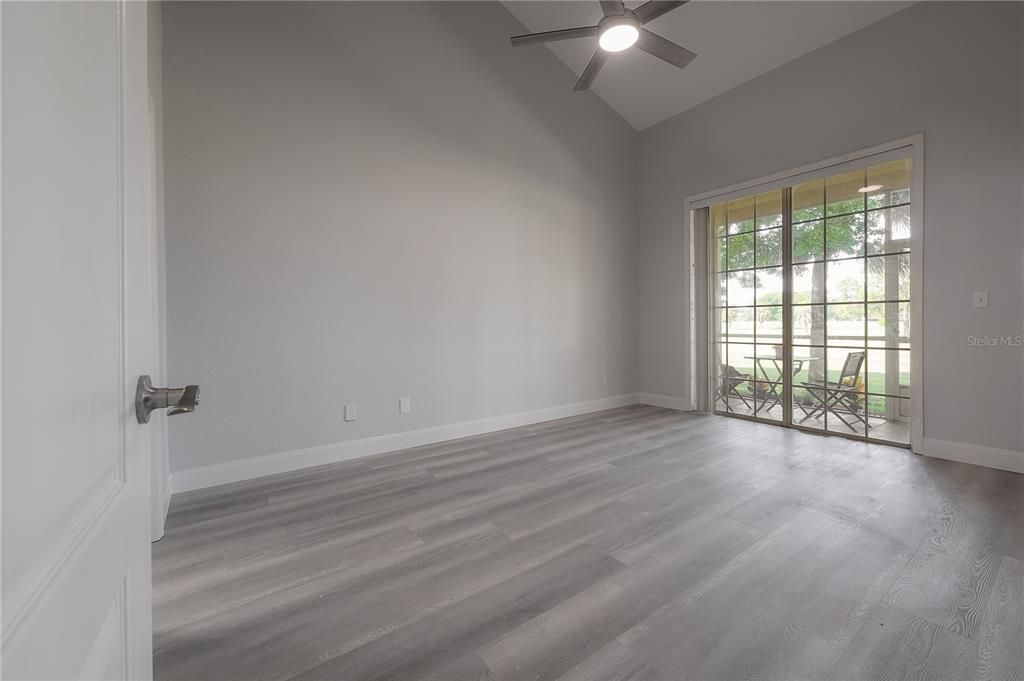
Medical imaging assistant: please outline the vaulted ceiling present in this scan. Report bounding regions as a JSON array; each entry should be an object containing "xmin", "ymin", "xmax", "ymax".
[{"xmin": 502, "ymin": 1, "xmax": 912, "ymax": 130}]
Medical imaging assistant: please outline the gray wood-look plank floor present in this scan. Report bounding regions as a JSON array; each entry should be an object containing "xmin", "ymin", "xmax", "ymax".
[{"xmin": 153, "ymin": 406, "xmax": 1024, "ymax": 681}]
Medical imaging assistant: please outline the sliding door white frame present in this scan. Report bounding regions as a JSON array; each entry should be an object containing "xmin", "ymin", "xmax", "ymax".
[{"xmin": 685, "ymin": 134, "xmax": 924, "ymax": 453}]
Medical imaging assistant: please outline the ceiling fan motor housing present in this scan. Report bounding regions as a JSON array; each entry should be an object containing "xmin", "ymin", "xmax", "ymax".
[{"xmin": 598, "ymin": 14, "xmax": 640, "ymax": 32}]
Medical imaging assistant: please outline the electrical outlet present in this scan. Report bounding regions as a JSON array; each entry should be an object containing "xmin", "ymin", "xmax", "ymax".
[
  {"xmin": 344, "ymin": 404, "xmax": 358, "ymax": 422},
  {"xmin": 601, "ymin": 373, "xmax": 608, "ymax": 386},
  {"xmin": 399, "ymin": 397, "xmax": 411, "ymax": 414},
  {"xmin": 973, "ymin": 291, "xmax": 989, "ymax": 308}
]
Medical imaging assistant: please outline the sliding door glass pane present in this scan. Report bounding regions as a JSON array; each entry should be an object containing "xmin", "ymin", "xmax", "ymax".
[
  {"xmin": 826, "ymin": 169, "xmax": 866, "ymax": 216},
  {"xmin": 867, "ymin": 302, "xmax": 910, "ymax": 349},
  {"xmin": 867, "ymin": 254, "xmax": 910, "ymax": 302},
  {"xmin": 727, "ymin": 234, "xmax": 754, "ymax": 270},
  {"xmin": 865, "ymin": 396, "xmax": 909, "ymax": 442},
  {"xmin": 789, "ymin": 159, "xmax": 912, "ymax": 444},
  {"xmin": 826, "ymin": 304, "xmax": 866, "ymax": 347},
  {"xmin": 728, "ymin": 271, "xmax": 755, "ymax": 306},
  {"xmin": 865, "ymin": 348, "xmax": 910, "ymax": 396},
  {"xmin": 726, "ymin": 307, "xmax": 754, "ymax": 341},
  {"xmin": 792, "ymin": 221, "xmax": 824, "ymax": 263},
  {"xmin": 867, "ymin": 206, "xmax": 911, "ymax": 254},
  {"xmin": 712, "ymin": 192, "xmax": 781, "ymax": 423},
  {"xmin": 756, "ymin": 229, "xmax": 782, "ymax": 267},
  {"xmin": 866, "ymin": 159, "xmax": 911, "ymax": 208},
  {"xmin": 755, "ymin": 267, "xmax": 782, "ymax": 306},
  {"xmin": 727, "ymin": 196, "xmax": 755, "ymax": 234},
  {"xmin": 756, "ymin": 190, "xmax": 783, "ymax": 229},
  {"xmin": 826, "ymin": 259, "xmax": 865, "ymax": 303},
  {"xmin": 712, "ymin": 204, "xmax": 728, "ymax": 237},
  {"xmin": 792, "ymin": 265, "xmax": 824, "ymax": 305},
  {"xmin": 792, "ymin": 179, "xmax": 824, "ymax": 222},
  {"xmin": 792, "ymin": 305, "xmax": 824, "ymax": 347},
  {"xmin": 826, "ymin": 213, "xmax": 865, "ymax": 259}
]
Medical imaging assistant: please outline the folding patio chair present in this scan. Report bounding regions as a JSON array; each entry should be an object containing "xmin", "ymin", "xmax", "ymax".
[
  {"xmin": 797, "ymin": 351, "xmax": 868, "ymax": 431},
  {"xmin": 718, "ymin": 364, "xmax": 753, "ymax": 410}
]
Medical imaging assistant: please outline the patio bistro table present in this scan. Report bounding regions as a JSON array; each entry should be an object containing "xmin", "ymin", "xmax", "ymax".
[{"xmin": 743, "ymin": 356, "xmax": 819, "ymax": 415}]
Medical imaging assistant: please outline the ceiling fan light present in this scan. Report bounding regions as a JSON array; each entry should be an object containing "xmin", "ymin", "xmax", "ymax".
[
  {"xmin": 599, "ymin": 23, "xmax": 639, "ymax": 52},
  {"xmin": 858, "ymin": 184, "xmax": 884, "ymax": 193}
]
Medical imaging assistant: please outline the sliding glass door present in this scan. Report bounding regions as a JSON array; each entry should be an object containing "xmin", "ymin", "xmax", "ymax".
[{"xmin": 710, "ymin": 157, "xmax": 912, "ymax": 446}]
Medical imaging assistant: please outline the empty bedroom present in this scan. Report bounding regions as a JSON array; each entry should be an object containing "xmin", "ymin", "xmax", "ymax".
[{"xmin": 2, "ymin": 1, "xmax": 1023, "ymax": 680}]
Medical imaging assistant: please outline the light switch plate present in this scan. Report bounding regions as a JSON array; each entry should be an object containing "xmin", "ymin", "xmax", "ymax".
[
  {"xmin": 344, "ymin": 404, "xmax": 357, "ymax": 422},
  {"xmin": 973, "ymin": 291, "xmax": 989, "ymax": 308},
  {"xmin": 399, "ymin": 397, "xmax": 411, "ymax": 414}
]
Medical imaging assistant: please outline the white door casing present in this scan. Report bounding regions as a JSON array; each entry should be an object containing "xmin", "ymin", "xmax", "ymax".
[{"xmin": 2, "ymin": 2, "xmax": 156, "ymax": 679}]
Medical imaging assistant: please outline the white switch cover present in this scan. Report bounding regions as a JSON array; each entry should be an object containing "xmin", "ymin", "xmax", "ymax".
[
  {"xmin": 973, "ymin": 291, "xmax": 989, "ymax": 308},
  {"xmin": 601, "ymin": 373, "xmax": 608, "ymax": 386},
  {"xmin": 399, "ymin": 397, "xmax": 411, "ymax": 414},
  {"xmin": 344, "ymin": 404, "xmax": 358, "ymax": 422}
]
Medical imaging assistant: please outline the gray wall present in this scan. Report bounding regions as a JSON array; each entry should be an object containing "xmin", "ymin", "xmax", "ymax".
[
  {"xmin": 163, "ymin": 2, "xmax": 638, "ymax": 473},
  {"xmin": 637, "ymin": 2, "xmax": 1024, "ymax": 453}
]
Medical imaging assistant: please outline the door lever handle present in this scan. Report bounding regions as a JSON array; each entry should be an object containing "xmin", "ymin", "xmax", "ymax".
[
  {"xmin": 167, "ymin": 384, "xmax": 200, "ymax": 416},
  {"xmin": 135, "ymin": 375, "xmax": 201, "ymax": 424}
]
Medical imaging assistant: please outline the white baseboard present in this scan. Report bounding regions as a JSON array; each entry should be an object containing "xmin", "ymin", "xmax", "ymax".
[
  {"xmin": 635, "ymin": 392, "xmax": 692, "ymax": 412},
  {"xmin": 170, "ymin": 394, "xmax": 641, "ymax": 494},
  {"xmin": 922, "ymin": 437, "xmax": 1024, "ymax": 475}
]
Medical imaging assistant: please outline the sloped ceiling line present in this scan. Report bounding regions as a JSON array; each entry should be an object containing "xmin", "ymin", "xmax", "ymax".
[{"xmin": 502, "ymin": 1, "xmax": 912, "ymax": 130}]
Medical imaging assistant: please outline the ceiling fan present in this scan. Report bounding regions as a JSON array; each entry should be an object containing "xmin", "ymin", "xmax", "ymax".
[{"xmin": 510, "ymin": 0, "xmax": 695, "ymax": 91}]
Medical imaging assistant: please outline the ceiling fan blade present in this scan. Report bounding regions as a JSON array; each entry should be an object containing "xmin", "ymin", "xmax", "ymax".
[
  {"xmin": 510, "ymin": 25, "xmax": 601, "ymax": 47},
  {"xmin": 574, "ymin": 49, "xmax": 608, "ymax": 91},
  {"xmin": 635, "ymin": 29, "xmax": 696, "ymax": 69},
  {"xmin": 599, "ymin": 0, "xmax": 625, "ymax": 16},
  {"xmin": 633, "ymin": 0, "xmax": 689, "ymax": 24}
]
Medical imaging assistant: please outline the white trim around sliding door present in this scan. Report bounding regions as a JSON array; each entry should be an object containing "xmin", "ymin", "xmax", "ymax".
[
  {"xmin": 908, "ymin": 136, "xmax": 923, "ymax": 454},
  {"xmin": 685, "ymin": 134, "xmax": 924, "ymax": 453},
  {"xmin": 688, "ymin": 207, "xmax": 710, "ymax": 413},
  {"xmin": 686, "ymin": 135, "xmax": 923, "ymax": 209}
]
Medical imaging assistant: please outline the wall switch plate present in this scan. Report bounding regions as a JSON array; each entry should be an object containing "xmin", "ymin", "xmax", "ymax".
[
  {"xmin": 601, "ymin": 373, "xmax": 607, "ymax": 386},
  {"xmin": 973, "ymin": 291, "xmax": 989, "ymax": 308},
  {"xmin": 399, "ymin": 397, "xmax": 411, "ymax": 414},
  {"xmin": 344, "ymin": 404, "xmax": 357, "ymax": 422}
]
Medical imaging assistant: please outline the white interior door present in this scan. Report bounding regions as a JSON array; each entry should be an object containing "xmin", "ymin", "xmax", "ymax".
[{"xmin": 2, "ymin": 1, "xmax": 157, "ymax": 679}]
